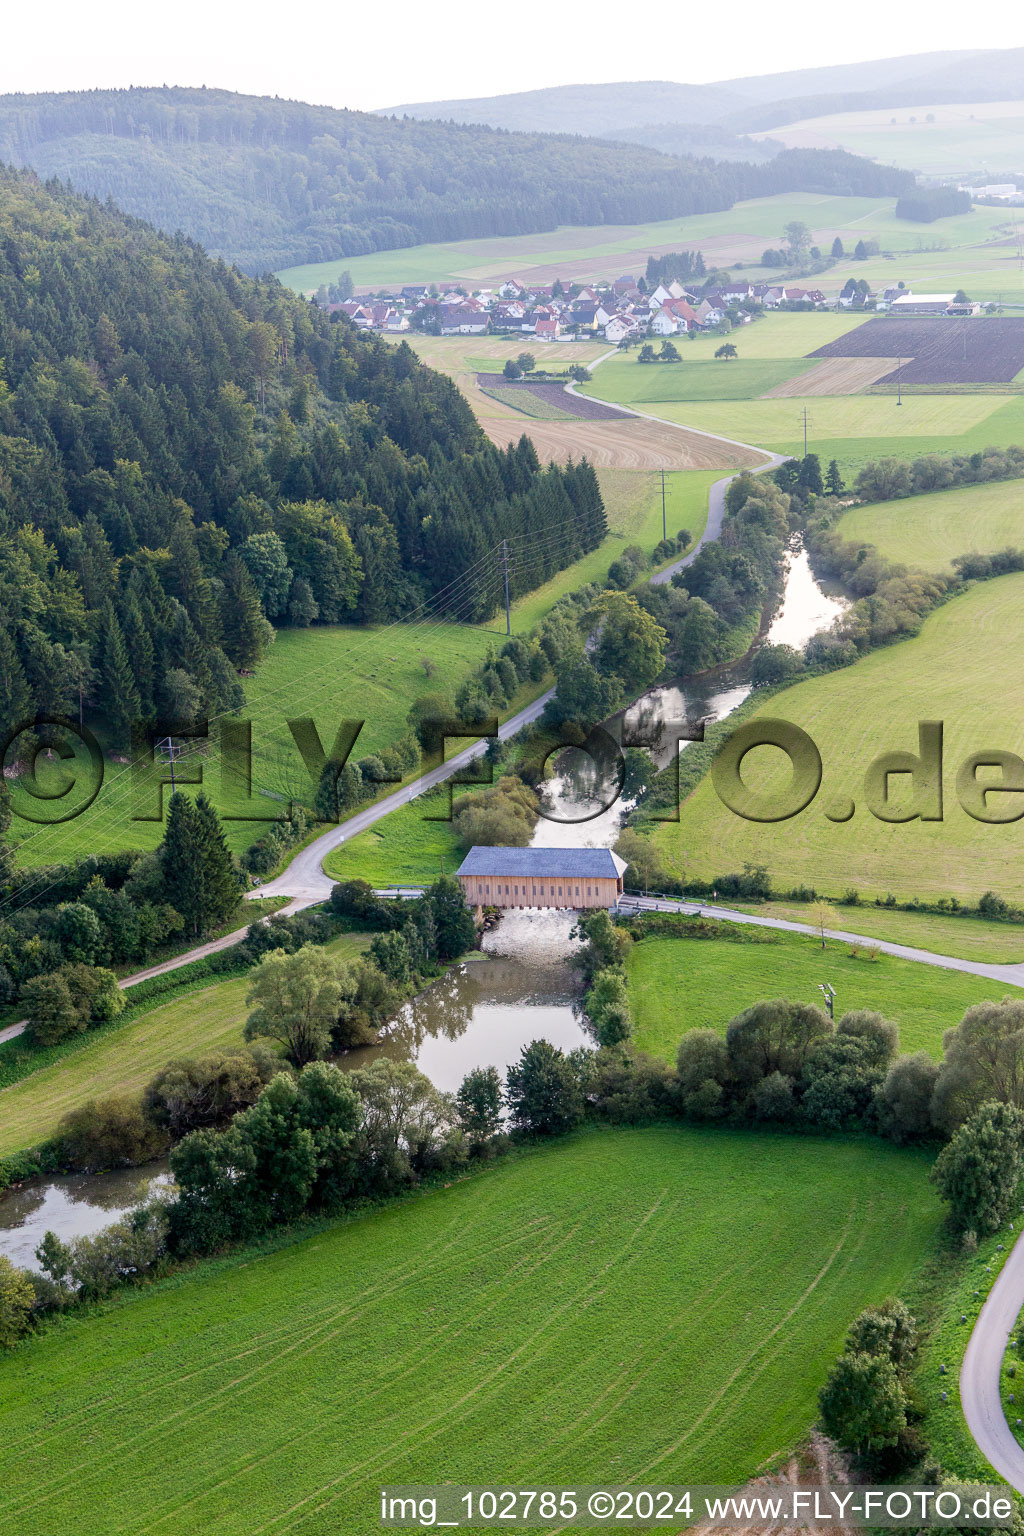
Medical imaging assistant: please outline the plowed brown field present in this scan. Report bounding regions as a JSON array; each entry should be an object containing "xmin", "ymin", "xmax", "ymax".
[
  {"xmin": 762, "ymin": 356, "xmax": 902, "ymax": 397},
  {"xmin": 482, "ymin": 412, "xmax": 765, "ymax": 469}
]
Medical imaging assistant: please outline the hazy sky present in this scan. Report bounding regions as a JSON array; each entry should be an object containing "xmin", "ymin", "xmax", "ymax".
[{"xmin": 0, "ymin": 0, "xmax": 1019, "ymax": 112}]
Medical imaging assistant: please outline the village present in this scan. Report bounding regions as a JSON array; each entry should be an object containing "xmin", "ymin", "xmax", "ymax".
[{"xmin": 319, "ymin": 268, "xmax": 991, "ymax": 343}]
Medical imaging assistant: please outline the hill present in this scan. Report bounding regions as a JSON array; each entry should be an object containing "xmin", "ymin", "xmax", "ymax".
[
  {"xmin": 0, "ymin": 88, "xmax": 908, "ymax": 275},
  {"xmin": 0, "ymin": 86, "xmax": 769, "ymax": 274},
  {"xmin": 384, "ymin": 52, "xmax": 987, "ymax": 139},
  {"xmin": 386, "ymin": 49, "xmax": 1020, "ymax": 161},
  {"xmin": 0, "ymin": 166, "xmax": 607, "ymax": 756}
]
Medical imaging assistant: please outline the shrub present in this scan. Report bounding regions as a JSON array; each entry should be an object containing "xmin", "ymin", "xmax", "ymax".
[
  {"xmin": 818, "ymin": 1351, "xmax": 907, "ymax": 1454},
  {"xmin": 57, "ymin": 1092, "xmax": 170, "ymax": 1171},
  {"xmin": 21, "ymin": 972, "xmax": 82, "ymax": 1046},
  {"xmin": 143, "ymin": 1045, "xmax": 281, "ymax": 1138},
  {"xmin": 875, "ymin": 1051, "xmax": 939, "ymax": 1143},
  {"xmin": 0, "ymin": 1255, "xmax": 35, "ymax": 1349},
  {"xmin": 675, "ymin": 1029, "xmax": 728, "ymax": 1119},
  {"xmin": 931, "ymin": 1099, "xmax": 1024, "ymax": 1233}
]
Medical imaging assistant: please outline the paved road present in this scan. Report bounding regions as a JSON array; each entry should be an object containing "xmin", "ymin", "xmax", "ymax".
[
  {"xmin": 961, "ymin": 1227, "xmax": 1024, "ymax": 1490},
  {"xmin": 0, "ymin": 896, "xmax": 312, "ymax": 1046},
  {"xmin": 562, "ymin": 348, "xmax": 785, "ymax": 587},
  {"xmin": 617, "ymin": 894, "xmax": 1024, "ymax": 988}
]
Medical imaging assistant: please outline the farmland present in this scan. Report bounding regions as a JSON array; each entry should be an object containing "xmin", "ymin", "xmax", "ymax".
[
  {"xmin": 476, "ymin": 383, "xmax": 579, "ymax": 419},
  {"xmin": 654, "ymin": 572, "xmax": 1024, "ymax": 904},
  {"xmin": 632, "ymin": 391, "xmax": 1024, "ymax": 479},
  {"xmin": 392, "ymin": 333, "xmax": 762, "ymax": 470},
  {"xmin": 837, "ymin": 477, "xmax": 1024, "ymax": 572},
  {"xmin": 0, "ymin": 1127, "xmax": 942, "ymax": 1536},
  {"xmin": 627, "ymin": 930, "xmax": 1018, "ymax": 1064},
  {"xmin": 810, "ymin": 317, "xmax": 1024, "ymax": 384},
  {"xmin": 275, "ymin": 193, "xmax": 1018, "ymax": 302},
  {"xmin": 755, "ymin": 99, "xmax": 1024, "ymax": 178},
  {"xmin": 476, "ymin": 374, "xmax": 628, "ymax": 419}
]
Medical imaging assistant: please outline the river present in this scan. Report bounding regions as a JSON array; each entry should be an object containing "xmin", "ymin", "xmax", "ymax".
[{"xmin": 0, "ymin": 540, "xmax": 844, "ymax": 1269}]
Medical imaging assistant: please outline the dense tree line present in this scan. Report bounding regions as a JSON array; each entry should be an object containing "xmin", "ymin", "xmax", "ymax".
[
  {"xmin": 0, "ymin": 169, "xmax": 606, "ymax": 750},
  {"xmin": 895, "ymin": 186, "xmax": 972, "ymax": 222},
  {"xmin": 638, "ymin": 470, "xmax": 790, "ymax": 676},
  {"xmin": 0, "ymin": 89, "xmax": 911, "ymax": 272},
  {"xmin": 0, "ymin": 791, "xmax": 241, "ymax": 1033}
]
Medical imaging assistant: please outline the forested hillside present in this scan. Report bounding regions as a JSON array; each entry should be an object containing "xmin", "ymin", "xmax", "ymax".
[
  {"xmin": 0, "ymin": 88, "xmax": 909, "ymax": 273},
  {"xmin": 0, "ymin": 168, "xmax": 606, "ymax": 749}
]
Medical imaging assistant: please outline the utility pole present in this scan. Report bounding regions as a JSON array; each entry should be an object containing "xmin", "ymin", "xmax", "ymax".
[
  {"xmin": 499, "ymin": 538, "xmax": 511, "ymax": 636},
  {"xmin": 156, "ymin": 736, "xmax": 184, "ymax": 793},
  {"xmin": 896, "ymin": 358, "xmax": 902, "ymax": 407},
  {"xmin": 802, "ymin": 406, "xmax": 808, "ymax": 456},
  {"xmin": 661, "ymin": 467, "xmax": 667, "ymax": 542}
]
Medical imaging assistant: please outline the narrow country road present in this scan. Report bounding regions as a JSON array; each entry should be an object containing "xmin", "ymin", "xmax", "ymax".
[
  {"xmin": 616, "ymin": 894, "xmax": 1024, "ymax": 988},
  {"xmin": 961, "ymin": 1227, "xmax": 1024, "ymax": 1491}
]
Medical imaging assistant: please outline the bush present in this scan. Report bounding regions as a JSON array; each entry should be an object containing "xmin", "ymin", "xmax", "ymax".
[
  {"xmin": 21, "ymin": 971, "xmax": 83, "ymax": 1046},
  {"xmin": 818, "ymin": 1351, "xmax": 907, "ymax": 1455},
  {"xmin": 0, "ymin": 1255, "xmax": 35, "ymax": 1349},
  {"xmin": 57, "ymin": 1092, "xmax": 170, "ymax": 1171},
  {"xmin": 931, "ymin": 1099, "xmax": 1024, "ymax": 1233},
  {"xmin": 143, "ymin": 1044, "xmax": 281, "ymax": 1138},
  {"xmin": 585, "ymin": 968, "xmax": 633, "ymax": 1047},
  {"xmin": 675, "ymin": 1029, "xmax": 728, "ymax": 1119}
]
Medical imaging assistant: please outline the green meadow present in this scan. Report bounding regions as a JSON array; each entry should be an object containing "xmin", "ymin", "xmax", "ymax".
[
  {"xmin": 655, "ymin": 572, "xmax": 1024, "ymax": 904},
  {"xmin": 0, "ymin": 1127, "xmax": 941, "ymax": 1536},
  {"xmin": 8, "ymin": 621, "xmax": 521, "ymax": 869},
  {"xmin": 627, "ymin": 929, "xmax": 1018, "ymax": 1064},
  {"xmin": 837, "ymin": 476, "xmax": 1024, "ymax": 571}
]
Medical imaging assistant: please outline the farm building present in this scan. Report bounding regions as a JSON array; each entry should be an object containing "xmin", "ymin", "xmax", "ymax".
[
  {"xmin": 890, "ymin": 293, "xmax": 957, "ymax": 314},
  {"xmin": 457, "ymin": 846, "xmax": 627, "ymax": 912}
]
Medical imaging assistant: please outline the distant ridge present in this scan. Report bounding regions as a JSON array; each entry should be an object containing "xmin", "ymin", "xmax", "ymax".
[{"xmin": 381, "ymin": 49, "xmax": 1016, "ymax": 148}]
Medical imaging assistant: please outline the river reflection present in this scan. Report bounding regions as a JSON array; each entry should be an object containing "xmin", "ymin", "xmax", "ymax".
[
  {"xmin": 0, "ymin": 1165, "xmax": 171, "ymax": 1271},
  {"xmin": 338, "ymin": 912, "xmax": 589, "ymax": 1094}
]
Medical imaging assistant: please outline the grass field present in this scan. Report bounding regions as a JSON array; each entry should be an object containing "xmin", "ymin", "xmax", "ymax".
[
  {"xmin": 627, "ymin": 930, "xmax": 1016, "ymax": 1063},
  {"xmin": 626, "ymin": 391, "xmax": 1024, "ymax": 479},
  {"xmin": 730, "ymin": 901, "xmax": 1024, "ymax": 964},
  {"xmin": 582, "ymin": 356, "xmax": 814, "ymax": 404},
  {"xmin": 0, "ymin": 1126, "xmax": 941, "ymax": 1534},
  {"xmin": 275, "ymin": 194, "xmax": 1015, "ymax": 301},
  {"xmin": 836, "ymin": 477, "xmax": 1024, "ymax": 572},
  {"xmin": 654, "ymin": 572, "xmax": 1024, "ymax": 904},
  {"xmin": 634, "ymin": 392, "xmax": 1013, "ymax": 448},
  {"xmin": 9, "ymin": 619, "xmax": 528, "ymax": 870},
  {"xmin": 0, "ymin": 934, "xmax": 371, "ymax": 1158},
  {"xmin": 758, "ymin": 99, "xmax": 1024, "ymax": 178},
  {"xmin": 508, "ymin": 466, "xmax": 715, "ymax": 629}
]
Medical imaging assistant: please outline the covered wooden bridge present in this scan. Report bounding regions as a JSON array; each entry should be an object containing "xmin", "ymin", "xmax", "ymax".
[{"xmin": 456, "ymin": 845, "xmax": 627, "ymax": 914}]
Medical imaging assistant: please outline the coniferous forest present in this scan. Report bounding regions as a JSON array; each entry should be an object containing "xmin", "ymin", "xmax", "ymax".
[
  {"xmin": 0, "ymin": 88, "xmax": 911, "ymax": 271},
  {"xmin": 0, "ymin": 167, "xmax": 607, "ymax": 748}
]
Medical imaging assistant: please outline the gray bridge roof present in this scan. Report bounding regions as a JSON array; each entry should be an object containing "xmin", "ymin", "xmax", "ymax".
[{"xmin": 456, "ymin": 846, "xmax": 627, "ymax": 879}]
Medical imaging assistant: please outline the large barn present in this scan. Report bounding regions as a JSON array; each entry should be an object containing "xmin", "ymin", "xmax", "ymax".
[{"xmin": 456, "ymin": 846, "xmax": 627, "ymax": 912}]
